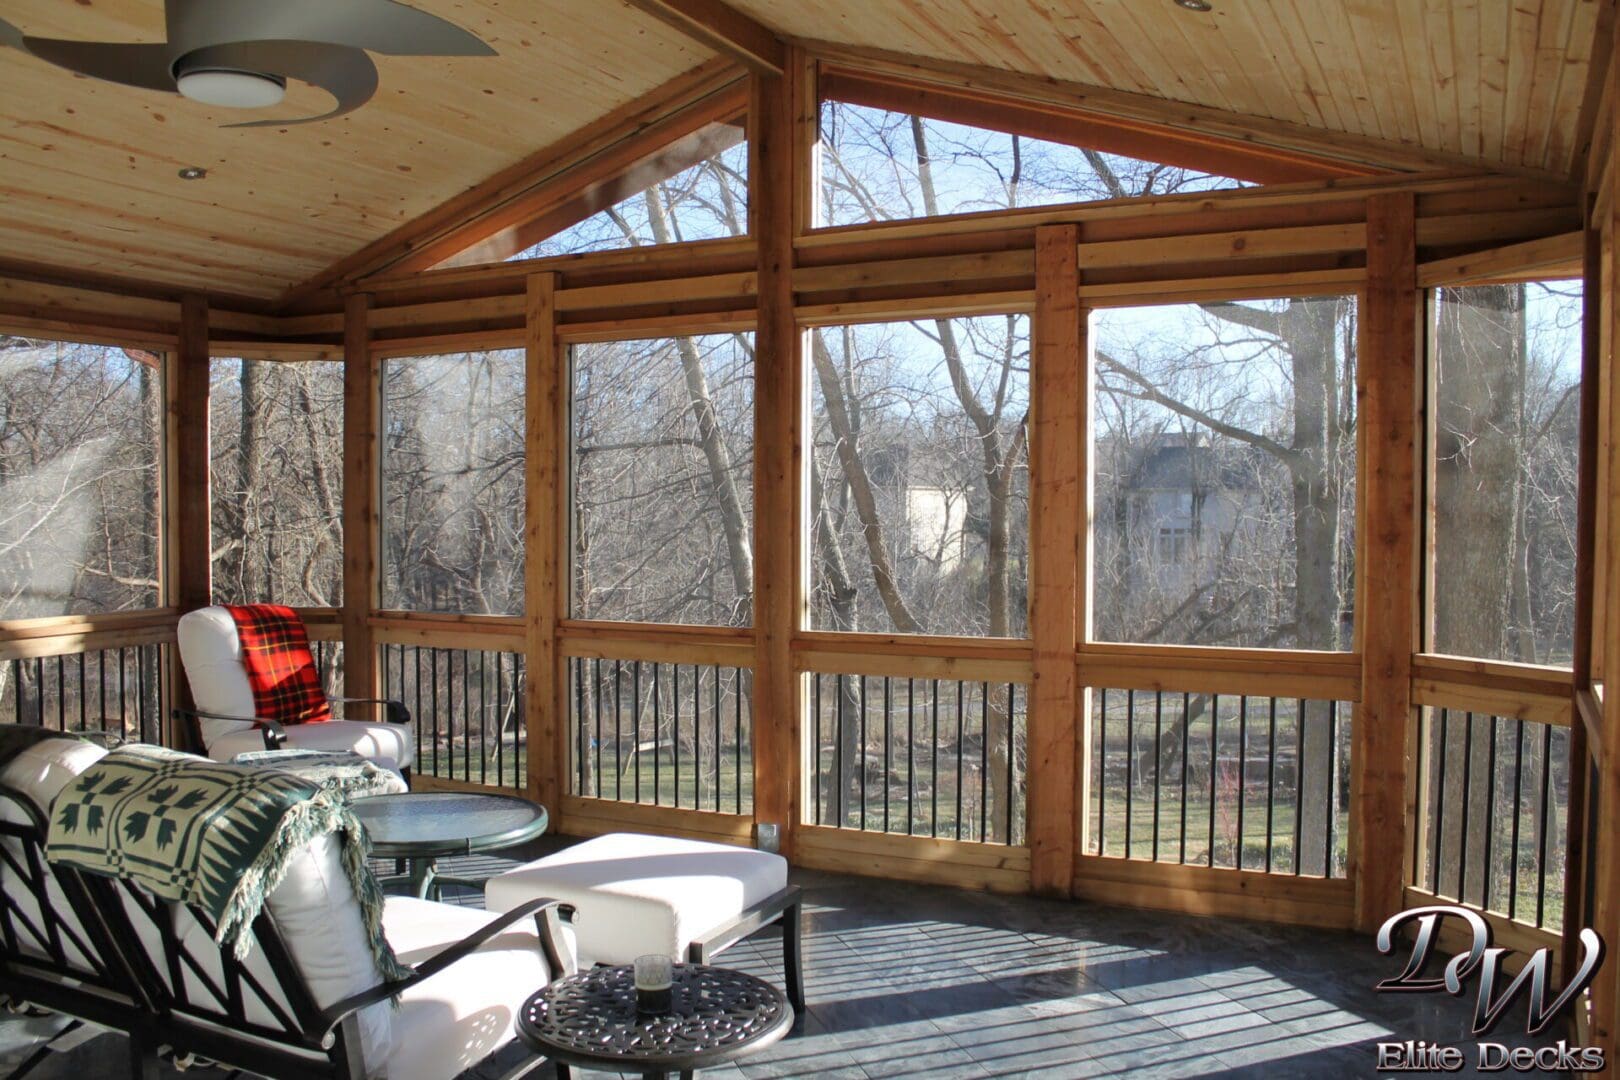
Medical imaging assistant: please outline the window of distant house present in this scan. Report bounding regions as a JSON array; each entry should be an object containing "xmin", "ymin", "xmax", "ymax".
[
  {"xmin": 1092, "ymin": 297, "xmax": 1358, "ymax": 650},
  {"xmin": 504, "ymin": 125, "xmax": 748, "ymax": 261},
  {"xmin": 809, "ymin": 315, "xmax": 1030, "ymax": 639},
  {"xmin": 0, "ymin": 335, "xmax": 161, "ymax": 619},
  {"xmin": 571, "ymin": 333, "xmax": 755, "ymax": 626},
  {"xmin": 1429, "ymin": 281, "xmax": 1581, "ymax": 667},
  {"xmin": 382, "ymin": 350, "xmax": 525, "ymax": 615},
  {"xmin": 817, "ymin": 100, "xmax": 1244, "ymax": 228},
  {"xmin": 210, "ymin": 358, "xmax": 344, "ymax": 607}
]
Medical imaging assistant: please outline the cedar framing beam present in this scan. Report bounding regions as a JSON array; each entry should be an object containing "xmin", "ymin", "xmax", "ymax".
[
  {"xmin": 749, "ymin": 53, "xmax": 805, "ymax": 854},
  {"xmin": 624, "ymin": 0, "xmax": 785, "ymax": 75},
  {"xmin": 163, "ymin": 295, "xmax": 212, "ymax": 747},
  {"xmin": 276, "ymin": 58, "xmax": 748, "ymax": 307},
  {"xmin": 525, "ymin": 272, "xmax": 566, "ymax": 811},
  {"xmin": 1353, "ymin": 192, "xmax": 1420, "ymax": 933},
  {"xmin": 1028, "ymin": 223, "xmax": 1082, "ymax": 895},
  {"xmin": 341, "ymin": 294, "xmax": 380, "ymax": 706}
]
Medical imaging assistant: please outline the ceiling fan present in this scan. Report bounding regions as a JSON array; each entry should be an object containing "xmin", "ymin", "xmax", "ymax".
[{"xmin": 0, "ymin": 0, "xmax": 495, "ymax": 127}]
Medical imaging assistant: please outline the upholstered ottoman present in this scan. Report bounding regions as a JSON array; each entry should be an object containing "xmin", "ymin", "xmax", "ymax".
[{"xmin": 483, "ymin": 831, "xmax": 803, "ymax": 1010}]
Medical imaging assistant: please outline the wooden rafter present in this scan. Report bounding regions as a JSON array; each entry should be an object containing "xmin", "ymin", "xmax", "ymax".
[
  {"xmin": 275, "ymin": 57, "xmax": 747, "ymax": 310},
  {"xmin": 623, "ymin": 0, "xmax": 785, "ymax": 75}
]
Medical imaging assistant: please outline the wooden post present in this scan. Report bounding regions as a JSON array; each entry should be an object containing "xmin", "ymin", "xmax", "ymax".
[
  {"xmin": 1029, "ymin": 224, "xmax": 1082, "ymax": 896},
  {"xmin": 1561, "ymin": 210, "xmax": 1601, "ymax": 983},
  {"xmin": 341, "ymin": 294, "xmax": 379, "ymax": 705},
  {"xmin": 1591, "ymin": 119, "xmax": 1620, "ymax": 1057},
  {"xmin": 750, "ymin": 57, "xmax": 805, "ymax": 853},
  {"xmin": 164, "ymin": 294, "xmax": 211, "ymax": 746},
  {"xmin": 1352, "ymin": 192, "xmax": 1419, "ymax": 932},
  {"xmin": 525, "ymin": 272, "xmax": 566, "ymax": 810}
]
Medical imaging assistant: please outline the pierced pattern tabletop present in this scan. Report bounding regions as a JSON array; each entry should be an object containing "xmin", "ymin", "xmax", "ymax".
[{"xmin": 518, "ymin": 963, "xmax": 792, "ymax": 1074}]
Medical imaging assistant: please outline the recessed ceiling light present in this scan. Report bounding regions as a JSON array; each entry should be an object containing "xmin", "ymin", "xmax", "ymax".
[
  {"xmin": 1176, "ymin": 0, "xmax": 1213, "ymax": 10},
  {"xmin": 178, "ymin": 166, "xmax": 208, "ymax": 180}
]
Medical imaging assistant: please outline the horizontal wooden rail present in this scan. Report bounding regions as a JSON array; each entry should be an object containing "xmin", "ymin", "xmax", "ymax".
[
  {"xmin": 559, "ymin": 621, "xmax": 754, "ymax": 668},
  {"xmin": 370, "ymin": 612, "xmax": 526, "ymax": 651},
  {"xmin": 1403, "ymin": 885, "xmax": 1562, "ymax": 977},
  {"xmin": 794, "ymin": 824, "xmax": 1031, "ymax": 893},
  {"xmin": 1079, "ymin": 642, "xmax": 1361, "ymax": 702},
  {"xmin": 0, "ymin": 611, "xmax": 179, "ymax": 663},
  {"xmin": 559, "ymin": 794, "xmax": 755, "ymax": 845},
  {"xmin": 1073, "ymin": 853, "xmax": 1355, "ymax": 929},
  {"xmin": 1412, "ymin": 654, "xmax": 1574, "ymax": 726}
]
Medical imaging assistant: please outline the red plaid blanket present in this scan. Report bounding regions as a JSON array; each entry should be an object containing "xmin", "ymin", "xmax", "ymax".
[{"xmin": 224, "ymin": 604, "xmax": 332, "ymax": 725}]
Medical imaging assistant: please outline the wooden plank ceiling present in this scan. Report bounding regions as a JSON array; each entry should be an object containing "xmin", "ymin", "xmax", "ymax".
[
  {"xmin": 0, "ymin": 0, "xmax": 714, "ymax": 300},
  {"xmin": 732, "ymin": 0, "xmax": 1603, "ymax": 177}
]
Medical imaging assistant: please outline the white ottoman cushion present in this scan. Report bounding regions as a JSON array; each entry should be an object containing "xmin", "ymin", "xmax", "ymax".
[{"xmin": 483, "ymin": 832, "xmax": 787, "ymax": 966}]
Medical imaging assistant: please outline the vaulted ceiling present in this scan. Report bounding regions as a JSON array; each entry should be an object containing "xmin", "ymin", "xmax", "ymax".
[
  {"xmin": 0, "ymin": 0, "xmax": 715, "ymax": 300},
  {"xmin": 0, "ymin": 0, "xmax": 1606, "ymax": 305}
]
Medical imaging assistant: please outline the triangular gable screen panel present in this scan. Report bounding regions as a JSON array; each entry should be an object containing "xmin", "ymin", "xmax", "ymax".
[
  {"xmin": 510, "ymin": 136, "xmax": 747, "ymax": 260},
  {"xmin": 815, "ymin": 71, "xmax": 1375, "ymax": 229}
]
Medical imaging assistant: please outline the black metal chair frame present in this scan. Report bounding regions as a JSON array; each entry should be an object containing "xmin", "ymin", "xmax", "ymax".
[
  {"xmin": 0, "ymin": 778, "xmax": 576, "ymax": 1079},
  {"xmin": 685, "ymin": 884, "xmax": 804, "ymax": 1014}
]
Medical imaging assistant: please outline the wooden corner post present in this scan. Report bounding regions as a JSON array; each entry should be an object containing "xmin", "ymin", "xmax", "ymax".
[
  {"xmin": 1352, "ymin": 192, "xmax": 1420, "ymax": 932},
  {"xmin": 164, "ymin": 294, "xmax": 212, "ymax": 746},
  {"xmin": 341, "ymin": 293, "xmax": 380, "ymax": 706},
  {"xmin": 525, "ymin": 271, "xmax": 566, "ymax": 810},
  {"xmin": 750, "ymin": 54, "xmax": 807, "ymax": 855},
  {"xmin": 1029, "ymin": 224, "xmax": 1083, "ymax": 896}
]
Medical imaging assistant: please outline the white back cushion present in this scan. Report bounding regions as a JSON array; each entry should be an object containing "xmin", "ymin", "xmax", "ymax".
[
  {"xmin": 0, "ymin": 737, "xmax": 109, "ymax": 971},
  {"xmin": 177, "ymin": 606, "xmax": 258, "ymax": 746}
]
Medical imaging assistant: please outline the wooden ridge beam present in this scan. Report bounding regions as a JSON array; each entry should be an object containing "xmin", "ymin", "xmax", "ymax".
[{"xmin": 624, "ymin": 0, "xmax": 785, "ymax": 75}]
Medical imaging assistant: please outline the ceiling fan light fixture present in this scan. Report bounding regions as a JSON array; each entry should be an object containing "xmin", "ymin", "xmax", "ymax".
[
  {"xmin": 175, "ymin": 63, "xmax": 286, "ymax": 109},
  {"xmin": 1175, "ymin": 0, "xmax": 1213, "ymax": 10}
]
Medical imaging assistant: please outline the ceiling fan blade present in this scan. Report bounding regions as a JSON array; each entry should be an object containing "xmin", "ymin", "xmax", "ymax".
[
  {"xmin": 0, "ymin": 18, "xmax": 23, "ymax": 51},
  {"xmin": 177, "ymin": 40, "xmax": 379, "ymax": 128},
  {"xmin": 166, "ymin": 0, "xmax": 494, "ymax": 58},
  {"xmin": 12, "ymin": 37, "xmax": 177, "ymax": 92}
]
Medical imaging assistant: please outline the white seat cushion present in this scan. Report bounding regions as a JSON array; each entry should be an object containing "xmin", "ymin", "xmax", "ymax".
[
  {"xmin": 206, "ymin": 718, "xmax": 415, "ymax": 771},
  {"xmin": 381, "ymin": 897, "xmax": 552, "ymax": 1080},
  {"xmin": 483, "ymin": 832, "xmax": 787, "ymax": 966}
]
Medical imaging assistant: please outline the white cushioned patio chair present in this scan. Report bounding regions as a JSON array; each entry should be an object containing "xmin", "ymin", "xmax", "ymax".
[{"xmin": 176, "ymin": 606, "xmax": 414, "ymax": 775}]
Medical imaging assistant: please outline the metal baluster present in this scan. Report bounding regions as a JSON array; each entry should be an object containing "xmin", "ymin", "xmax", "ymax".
[
  {"xmin": 1293, "ymin": 699, "xmax": 1305, "ymax": 875},
  {"xmin": 479, "ymin": 651, "xmax": 488, "ymax": 787},
  {"xmin": 931, "ymin": 681, "xmax": 940, "ymax": 838},
  {"xmin": 632, "ymin": 660, "xmax": 642, "ymax": 802},
  {"xmin": 859, "ymin": 675, "xmax": 868, "ymax": 831},
  {"xmin": 980, "ymin": 682, "xmax": 990, "ymax": 843},
  {"xmin": 834, "ymin": 674, "xmax": 844, "ymax": 826},
  {"xmin": 814, "ymin": 675, "xmax": 822, "ymax": 825},
  {"xmin": 1536, "ymin": 722, "xmax": 1553, "ymax": 928},
  {"xmin": 1208, "ymin": 694, "xmax": 1219, "ymax": 867},
  {"xmin": 1125, "ymin": 689, "xmax": 1135, "ymax": 858},
  {"xmin": 593, "ymin": 658, "xmax": 605, "ymax": 797},
  {"xmin": 1236, "ymin": 697, "xmax": 1247, "ymax": 871},
  {"xmin": 1459, "ymin": 712, "xmax": 1475, "ymax": 902},
  {"xmin": 883, "ymin": 676, "xmax": 892, "ymax": 833},
  {"xmin": 653, "ymin": 663, "xmax": 662, "ymax": 806},
  {"xmin": 693, "ymin": 665, "xmax": 702, "ymax": 811},
  {"xmin": 1433, "ymin": 709, "xmax": 1449, "ymax": 894},
  {"xmin": 733, "ymin": 669, "xmax": 742, "ymax": 814},
  {"xmin": 673, "ymin": 665, "xmax": 682, "ymax": 810},
  {"xmin": 1509, "ymin": 719, "xmax": 1525, "ymax": 922},
  {"xmin": 1005, "ymin": 683, "xmax": 1017, "ymax": 845},
  {"xmin": 1266, "ymin": 697, "xmax": 1277, "ymax": 873},
  {"xmin": 1179, "ymin": 692, "xmax": 1190, "ymax": 864},
  {"xmin": 1483, "ymin": 714, "xmax": 1499, "ymax": 908},
  {"xmin": 906, "ymin": 678, "xmax": 915, "ymax": 837},
  {"xmin": 946, "ymin": 683, "xmax": 959, "ymax": 841},
  {"xmin": 77, "ymin": 651, "xmax": 86, "ymax": 733},
  {"xmin": 712, "ymin": 664, "xmax": 721, "ymax": 814},
  {"xmin": 1099, "ymin": 688, "xmax": 1109, "ymax": 856},
  {"xmin": 1152, "ymin": 691, "xmax": 1162, "ymax": 860},
  {"xmin": 1325, "ymin": 701, "xmax": 1338, "ymax": 877}
]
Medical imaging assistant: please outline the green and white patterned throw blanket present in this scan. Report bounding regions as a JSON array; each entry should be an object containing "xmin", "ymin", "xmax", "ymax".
[{"xmin": 46, "ymin": 744, "xmax": 410, "ymax": 981}]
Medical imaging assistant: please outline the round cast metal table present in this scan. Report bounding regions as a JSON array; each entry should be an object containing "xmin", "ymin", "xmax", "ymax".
[
  {"xmin": 518, "ymin": 963, "xmax": 792, "ymax": 1079},
  {"xmin": 350, "ymin": 791, "xmax": 548, "ymax": 899}
]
